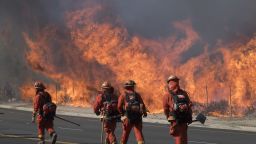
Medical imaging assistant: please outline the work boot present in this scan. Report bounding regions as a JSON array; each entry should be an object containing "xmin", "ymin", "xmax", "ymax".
[
  {"xmin": 105, "ymin": 139, "xmax": 109, "ymax": 144},
  {"xmin": 50, "ymin": 132, "xmax": 57, "ymax": 144},
  {"xmin": 138, "ymin": 141, "xmax": 144, "ymax": 144},
  {"xmin": 38, "ymin": 135, "xmax": 45, "ymax": 144}
]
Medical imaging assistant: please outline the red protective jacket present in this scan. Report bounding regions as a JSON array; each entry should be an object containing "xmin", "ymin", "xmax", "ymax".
[
  {"xmin": 93, "ymin": 90, "xmax": 119, "ymax": 116},
  {"xmin": 117, "ymin": 90, "xmax": 147, "ymax": 116},
  {"xmin": 33, "ymin": 91, "xmax": 52, "ymax": 119},
  {"xmin": 162, "ymin": 88, "xmax": 192, "ymax": 120}
]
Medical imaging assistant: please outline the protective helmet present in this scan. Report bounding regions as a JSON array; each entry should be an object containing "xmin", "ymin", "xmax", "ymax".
[
  {"xmin": 124, "ymin": 80, "xmax": 136, "ymax": 87},
  {"xmin": 101, "ymin": 81, "xmax": 112, "ymax": 89},
  {"xmin": 34, "ymin": 81, "xmax": 46, "ymax": 90},
  {"xmin": 166, "ymin": 75, "xmax": 179, "ymax": 83}
]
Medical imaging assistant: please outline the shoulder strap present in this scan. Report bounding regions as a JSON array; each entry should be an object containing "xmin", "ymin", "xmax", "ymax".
[
  {"xmin": 43, "ymin": 92, "xmax": 52, "ymax": 103},
  {"xmin": 169, "ymin": 90, "xmax": 178, "ymax": 103},
  {"xmin": 125, "ymin": 92, "xmax": 138, "ymax": 102},
  {"xmin": 102, "ymin": 92, "xmax": 114, "ymax": 103},
  {"xmin": 125, "ymin": 92, "xmax": 129, "ymax": 102},
  {"xmin": 134, "ymin": 92, "xmax": 140, "ymax": 102}
]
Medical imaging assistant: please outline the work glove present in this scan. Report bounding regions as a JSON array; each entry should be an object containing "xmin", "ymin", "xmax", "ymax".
[
  {"xmin": 100, "ymin": 114, "xmax": 106, "ymax": 122},
  {"xmin": 95, "ymin": 111, "xmax": 100, "ymax": 116},
  {"xmin": 32, "ymin": 113, "xmax": 36, "ymax": 123},
  {"xmin": 121, "ymin": 115, "xmax": 127, "ymax": 122},
  {"xmin": 115, "ymin": 115, "xmax": 122, "ymax": 122},
  {"xmin": 143, "ymin": 112, "xmax": 147, "ymax": 118},
  {"xmin": 31, "ymin": 116, "xmax": 35, "ymax": 123},
  {"xmin": 167, "ymin": 115, "xmax": 175, "ymax": 123}
]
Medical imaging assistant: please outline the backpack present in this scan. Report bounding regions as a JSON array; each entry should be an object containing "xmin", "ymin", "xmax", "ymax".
[
  {"xmin": 37, "ymin": 91, "xmax": 52, "ymax": 116},
  {"xmin": 43, "ymin": 102, "xmax": 57, "ymax": 120},
  {"xmin": 101, "ymin": 92, "xmax": 119, "ymax": 120},
  {"xmin": 125, "ymin": 92, "xmax": 142, "ymax": 123},
  {"xmin": 170, "ymin": 91, "xmax": 192, "ymax": 124}
]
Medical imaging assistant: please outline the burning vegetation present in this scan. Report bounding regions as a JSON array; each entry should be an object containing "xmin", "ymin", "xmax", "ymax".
[{"xmin": 12, "ymin": 1, "xmax": 256, "ymax": 116}]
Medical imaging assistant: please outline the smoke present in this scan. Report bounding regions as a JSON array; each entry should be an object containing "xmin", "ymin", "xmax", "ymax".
[
  {"xmin": 0, "ymin": 0, "xmax": 68, "ymax": 98},
  {"xmin": 113, "ymin": 0, "xmax": 256, "ymax": 62},
  {"xmin": 0, "ymin": 1, "xmax": 29, "ymax": 90},
  {"xmin": 114, "ymin": 0, "xmax": 256, "ymax": 40}
]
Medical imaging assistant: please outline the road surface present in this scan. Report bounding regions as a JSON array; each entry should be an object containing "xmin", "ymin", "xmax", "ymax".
[{"xmin": 0, "ymin": 108, "xmax": 255, "ymax": 144}]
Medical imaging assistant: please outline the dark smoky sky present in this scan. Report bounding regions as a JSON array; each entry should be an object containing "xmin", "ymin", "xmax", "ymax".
[
  {"xmin": 111, "ymin": 0, "xmax": 256, "ymax": 63},
  {"xmin": 113, "ymin": 0, "xmax": 256, "ymax": 44},
  {"xmin": 2, "ymin": 0, "xmax": 256, "ymax": 42},
  {"xmin": 0, "ymin": 0, "xmax": 256, "ymax": 90}
]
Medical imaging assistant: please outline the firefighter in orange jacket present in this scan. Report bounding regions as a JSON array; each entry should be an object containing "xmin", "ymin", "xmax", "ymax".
[
  {"xmin": 93, "ymin": 81, "xmax": 120, "ymax": 144},
  {"xmin": 32, "ymin": 82, "xmax": 57, "ymax": 144},
  {"xmin": 118, "ymin": 80, "xmax": 147, "ymax": 144},
  {"xmin": 163, "ymin": 75, "xmax": 193, "ymax": 144}
]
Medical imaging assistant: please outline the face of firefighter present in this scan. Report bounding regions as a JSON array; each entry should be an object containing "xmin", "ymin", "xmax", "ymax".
[
  {"xmin": 35, "ymin": 88, "xmax": 44, "ymax": 93},
  {"xmin": 168, "ymin": 80, "xmax": 179, "ymax": 91},
  {"xmin": 124, "ymin": 86, "xmax": 135, "ymax": 92},
  {"xmin": 102, "ymin": 87, "xmax": 111, "ymax": 94}
]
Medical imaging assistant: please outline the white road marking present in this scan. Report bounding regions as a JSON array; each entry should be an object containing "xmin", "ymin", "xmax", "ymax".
[
  {"xmin": 144, "ymin": 124, "xmax": 218, "ymax": 144},
  {"xmin": 144, "ymin": 123, "xmax": 168, "ymax": 128},
  {"xmin": 84, "ymin": 118, "xmax": 99, "ymax": 122},
  {"xmin": 25, "ymin": 122, "xmax": 32, "ymax": 125},
  {"xmin": 58, "ymin": 127, "xmax": 83, "ymax": 131},
  {"xmin": 189, "ymin": 141, "xmax": 217, "ymax": 144},
  {"xmin": 190, "ymin": 128, "xmax": 256, "ymax": 136},
  {"xmin": 145, "ymin": 124, "xmax": 256, "ymax": 136},
  {"xmin": 0, "ymin": 133, "xmax": 78, "ymax": 144}
]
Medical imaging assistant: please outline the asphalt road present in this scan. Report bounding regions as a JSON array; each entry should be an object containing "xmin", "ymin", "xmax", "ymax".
[{"xmin": 0, "ymin": 108, "xmax": 255, "ymax": 144}]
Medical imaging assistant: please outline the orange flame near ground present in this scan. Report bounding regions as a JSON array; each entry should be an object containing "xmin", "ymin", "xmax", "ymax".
[{"xmin": 21, "ymin": 2, "xmax": 256, "ymax": 115}]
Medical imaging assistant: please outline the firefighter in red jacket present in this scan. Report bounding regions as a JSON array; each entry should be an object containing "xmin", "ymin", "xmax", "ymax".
[
  {"xmin": 118, "ymin": 80, "xmax": 147, "ymax": 144},
  {"xmin": 163, "ymin": 75, "xmax": 193, "ymax": 144},
  {"xmin": 93, "ymin": 81, "xmax": 120, "ymax": 144},
  {"xmin": 32, "ymin": 82, "xmax": 57, "ymax": 144}
]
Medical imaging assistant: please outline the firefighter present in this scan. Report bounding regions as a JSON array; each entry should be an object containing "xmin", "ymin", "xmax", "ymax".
[
  {"xmin": 32, "ymin": 82, "xmax": 57, "ymax": 144},
  {"xmin": 118, "ymin": 80, "xmax": 147, "ymax": 144},
  {"xmin": 163, "ymin": 75, "xmax": 193, "ymax": 144},
  {"xmin": 93, "ymin": 81, "xmax": 120, "ymax": 144}
]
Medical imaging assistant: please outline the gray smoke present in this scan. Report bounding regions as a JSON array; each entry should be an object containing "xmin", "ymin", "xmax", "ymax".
[
  {"xmin": 114, "ymin": 0, "xmax": 256, "ymax": 41},
  {"xmin": 113, "ymin": 0, "xmax": 256, "ymax": 61}
]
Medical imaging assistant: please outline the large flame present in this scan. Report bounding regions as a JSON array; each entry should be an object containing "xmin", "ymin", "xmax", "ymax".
[{"xmin": 21, "ymin": 2, "xmax": 256, "ymax": 115}]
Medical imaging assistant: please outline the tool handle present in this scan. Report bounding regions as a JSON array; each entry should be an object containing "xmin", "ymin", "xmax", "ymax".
[{"xmin": 55, "ymin": 115, "xmax": 80, "ymax": 126}]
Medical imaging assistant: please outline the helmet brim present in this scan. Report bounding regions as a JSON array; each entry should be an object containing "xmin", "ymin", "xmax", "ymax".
[
  {"xmin": 167, "ymin": 78, "xmax": 179, "ymax": 83},
  {"xmin": 35, "ymin": 87, "xmax": 46, "ymax": 89},
  {"xmin": 101, "ymin": 87, "xmax": 111, "ymax": 89}
]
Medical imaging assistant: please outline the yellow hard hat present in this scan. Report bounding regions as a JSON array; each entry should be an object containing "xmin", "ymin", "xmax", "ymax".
[
  {"xmin": 101, "ymin": 81, "xmax": 112, "ymax": 89},
  {"xmin": 166, "ymin": 75, "xmax": 179, "ymax": 83},
  {"xmin": 124, "ymin": 80, "xmax": 136, "ymax": 87},
  {"xmin": 34, "ymin": 81, "xmax": 46, "ymax": 89}
]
